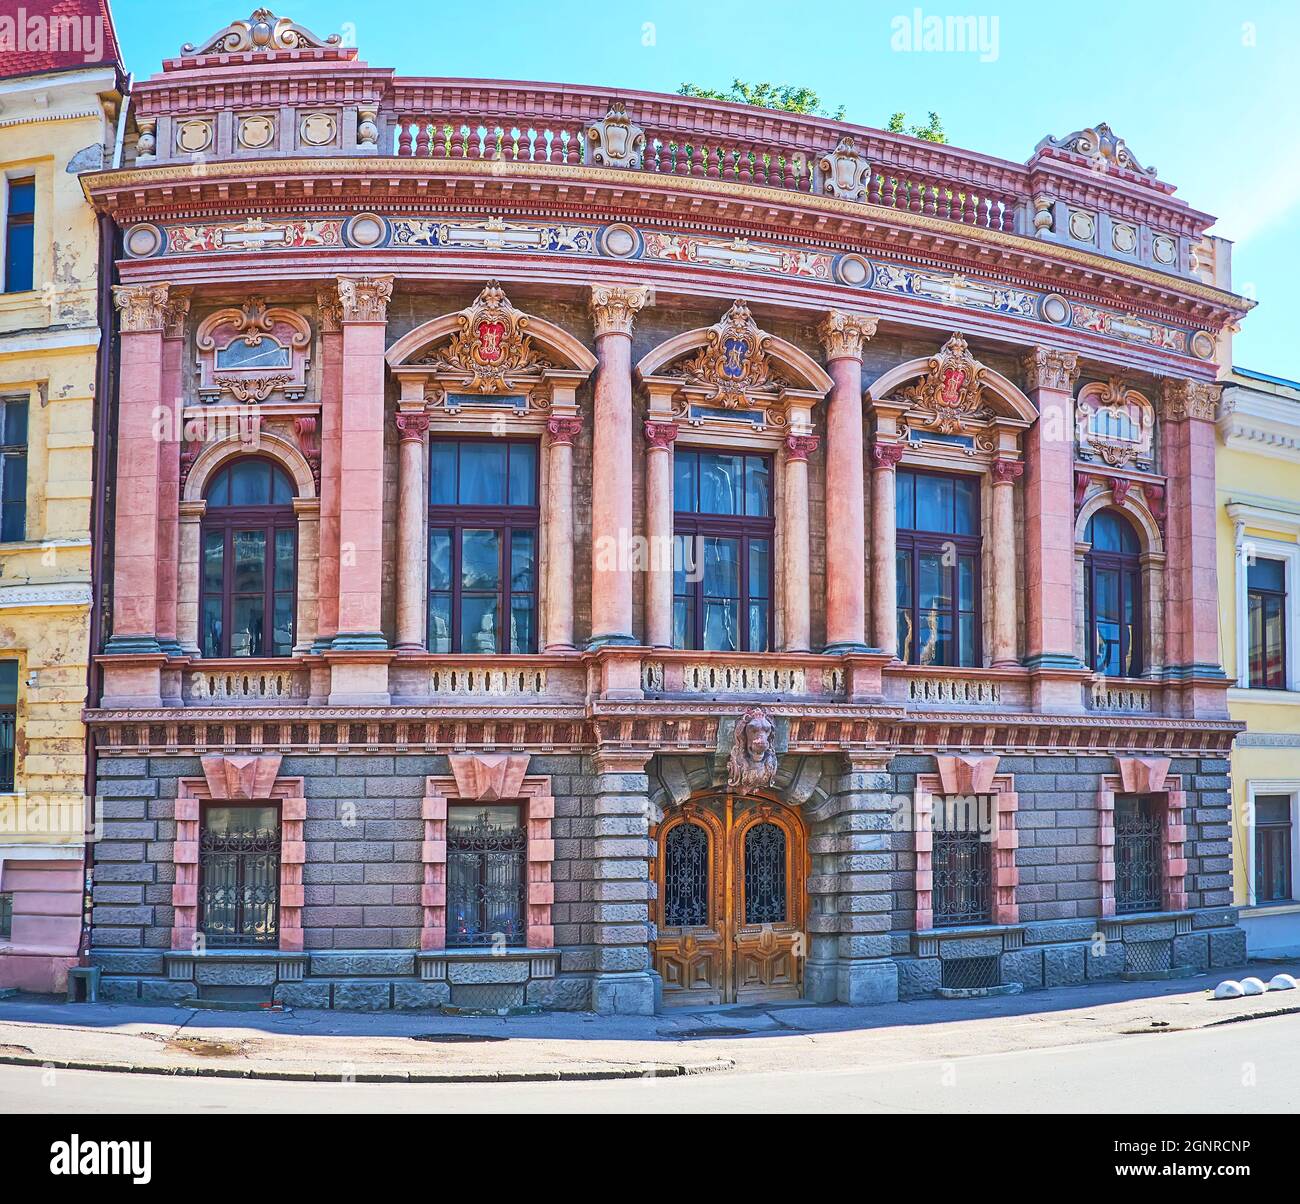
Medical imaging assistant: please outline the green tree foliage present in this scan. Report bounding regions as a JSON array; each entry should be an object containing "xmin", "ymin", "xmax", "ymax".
[
  {"xmin": 886, "ymin": 111, "xmax": 948, "ymax": 144},
  {"xmin": 678, "ymin": 80, "xmax": 846, "ymax": 121}
]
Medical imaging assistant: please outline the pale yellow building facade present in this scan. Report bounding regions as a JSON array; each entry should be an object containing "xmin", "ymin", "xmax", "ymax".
[
  {"xmin": 1217, "ymin": 368, "xmax": 1300, "ymax": 956},
  {"xmin": 0, "ymin": 58, "xmax": 123, "ymax": 991}
]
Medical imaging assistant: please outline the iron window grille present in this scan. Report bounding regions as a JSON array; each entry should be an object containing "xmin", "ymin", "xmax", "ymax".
[
  {"xmin": 931, "ymin": 809, "xmax": 993, "ymax": 927},
  {"xmin": 200, "ymin": 459, "xmax": 298, "ymax": 658},
  {"xmin": 1247, "ymin": 558, "xmax": 1288, "ymax": 690},
  {"xmin": 0, "ymin": 891, "xmax": 11, "ymax": 938},
  {"xmin": 1254, "ymin": 794, "xmax": 1294, "ymax": 904},
  {"xmin": 743, "ymin": 821, "xmax": 788, "ymax": 925},
  {"xmin": 0, "ymin": 398, "xmax": 28, "ymax": 543},
  {"xmin": 428, "ymin": 438, "xmax": 539, "ymax": 654},
  {"xmin": 895, "ymin": 468, "xmax": 982, "ymax": 667},
  {"xmin": 4, "ymin": 177, "xmax": 34, "ymax": 294},
  {"xmin": 1114, "ymin": 795, "xmax": 1163, "ymax": 914},
  {"xmin": 447, "ymin": 804, "xmax": 526, "ymax": 947},
  {"xmin": 672, "ymin": 448, "xmax": 773, "ymax": 653},
  {"xmin": 663, "ymin": 819, "xmax": 710, "ymax": 928},
  {"xmin": 1085, "ymin": 509, "xmax": 1143, "ymax": 678},
  {"xmin": 198, "ymin": 804, "xmax": 281, "ymax": 947},
  {"xmin": 0, "ymin": 659, "xmax": 17, "ymax": 792}
]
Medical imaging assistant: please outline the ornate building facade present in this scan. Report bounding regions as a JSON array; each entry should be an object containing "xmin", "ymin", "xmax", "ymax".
[
  {"xmin": 83, "ymin": 9, "xmax": 1252, "ymax": 1012},
  {"xmin": 0, "ymin": 0, "xmax": 123, "ymax": 993}
]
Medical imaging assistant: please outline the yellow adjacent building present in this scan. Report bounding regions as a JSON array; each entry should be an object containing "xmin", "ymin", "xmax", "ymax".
[
  {"xmin": 0, "ymin": 3, "xmax": 123, "ymax": 992},
  {"xmin": 1218, "ymin": 367, "xmax": 1300, "ymax": 957}
]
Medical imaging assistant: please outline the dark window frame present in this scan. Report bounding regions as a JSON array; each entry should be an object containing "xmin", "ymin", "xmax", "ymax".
[
  {"xmin": 895, "ymin": 467, "xmax": 983, "ymax": 668},
  {"xmin": 0, "ymin": 397, "xmax": 28, "ymax": 543},
  {"xmin": 427, "ymin": 436, "xmax": 540, "ymax": 655},
  {"xmin": 0, "ymin": 658, "xmax": 16, "ymax": 792},
  {"xmin": 930, "ymin": 797, "xmax": 994, "ymax": 927},
  {"xmin": 0, "ymin": 891, "xmax": 11, "ymax": 939},
  {"xmin": 445, "ymin": 801, "xmax": 527, "ymax": 948},
  {"xmin": 672, "ymin": 447, "xmax": 774, "ymax": 653},
  {"xmin": 200, "ymin": 458, "xmax": 298, "ymax": 659},
  {"xmin": 1254, "ymin": 794, "xmax": 1295, "ymax": 905},
  {"xmin": 1247, "ymin": 558, "xmax": 1288, "ymax": 691},
  {"xmin": 197, "ymin": 800, "xmax": 282, "ymax": 948},
  {"xmin": 1085, "ymin": 510, "xmax": 1144, "ymax": 679},
  {"xmin": 3, "ymin": 176, "xmax": 34, "ymax": 295},
  {"xmin": 1114, "ymin": 794, "xmax": 1164, "ymax": 914}
]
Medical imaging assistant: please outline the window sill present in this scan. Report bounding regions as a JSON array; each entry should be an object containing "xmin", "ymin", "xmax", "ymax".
[
  {"xmin": 1241, "ymin": 901, "xmax": 1300, "ymax": 919},
  {"xmin": 1228, "ymin": 688, "xmax": 1300, "ymax": 706}
]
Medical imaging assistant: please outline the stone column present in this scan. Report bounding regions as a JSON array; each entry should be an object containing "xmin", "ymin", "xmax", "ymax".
[
  {"xmin": 818, "ymin": 310, "xmax": 878, "ymax": 652},
  {"xmin": 1160, "ymin": 379, "xmax": 1225, "ymax": 700},
  {"xmin": 176, "ymin": 500, "xmax": 205, "ymax": 655},
  {"xmin": 590, "ymin": 750, "xmax": 657, "ymax": 1015},
  {"xmin": 1022, "ymin": 347, "xmax": 1082, "ymax": 670},
  {"xmin": 868, "ymin": 442, "xmax": 904, "ymax": 657},
  {"xmin": 313, "ymin": 288, "xmax": 344, "ymax": 650},
  {"xmin": 544, "ymin": 416, "xmax": 582, "ymax": 651},
  {"xmin": 291, "ymin": 498, "xmax": 321, "ymax": 653},
  {"xmin": 394, "ymin": 411, "xmax": 430, "ymax": 652},
  {"xmin": 588, "ymin": 284, "xmax": 649, "ymax": 647},
  {"xmin": 805, "ymin": 753, "xmax": 899, "ymax": 1005},
  {"xmin": 106, "ymin": 283, "xmax": 169, "ymax": 657},
  {"xmin": 782, "ymin": 434, "xmax": 818, "ymax": 652},
  {"xmin": 332, "ymin": 275, "xmax": 393, "ymax": 651},
  {"xmin": 644, "ymin": 420, "xmax": 678, "ymax": 649},
  {"xmin": 990, "ymin": 458, "xmax": 1024, "ymax": 667},
  {"xmin": 155, "ymin": 289, "xmax": 190, "ymax": 656}
]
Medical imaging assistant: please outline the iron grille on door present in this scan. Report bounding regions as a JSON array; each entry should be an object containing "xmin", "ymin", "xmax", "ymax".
[
  {"xmin": 1115, "ymin": 796, "xmax": 1163, "ymax": 914},
  {"xmin": 199, "ymin": 805, "xmax": 281, "ymax": 946},
  {"xmin": 743, "ymin": 821, "xmax": 787, "ymax": 925},
  {"xmin": 932, "ymin": 817, "xmax": 992, "ymax": 927},
  {"xmin": 663, "ymin": 820, "xmax": 709, "ymax": 927},
  {"xmin": 447, "ymin": 805, "xmax": 526, "ymax": 946}
]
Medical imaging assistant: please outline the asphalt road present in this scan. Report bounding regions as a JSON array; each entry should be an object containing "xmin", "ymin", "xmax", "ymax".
[{"xmin": 3, "ymin": 1014, "xmax": 1296, "ymax": 1113}]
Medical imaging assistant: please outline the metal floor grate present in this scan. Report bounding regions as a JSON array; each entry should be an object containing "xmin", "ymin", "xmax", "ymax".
[
  {"xmin": 1125, "ymin": 940, "xmax": 1173, "ymax": 973},
  {"xmin": 941, "ymin": 955, "xmax": 1001, "ymax": 990}
]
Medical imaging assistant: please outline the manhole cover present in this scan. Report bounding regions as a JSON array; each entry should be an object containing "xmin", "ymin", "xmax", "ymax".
[
  {"xmin": 412, "ymin": 1032, "xmax": 509, "ymax": 1043},
  {"xmin": 664, "ymin": 1026, "xmax": 751, "ymax": 1039},
  {"xmin": 165, "ymin": 1037, "xmax": 244, "ymax": 1057}
]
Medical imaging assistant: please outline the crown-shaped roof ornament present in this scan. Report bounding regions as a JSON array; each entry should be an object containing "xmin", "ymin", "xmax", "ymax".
[
  {"xmin": 182, "ymin": 8, "xmax": 342, "ymax": 55},
  {"xmin": 1034, "ymin": 122, "xmax": 1156, "ymax": 178}
]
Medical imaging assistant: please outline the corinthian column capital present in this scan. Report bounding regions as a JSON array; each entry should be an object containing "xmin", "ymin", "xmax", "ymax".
[
  {"xmin": 817, "ymin": 309, "xmax": 880, "ymax": 362},
  {"xmin": 336, "ymin": 275, "xmax": 394, "ymax": 324},
  {"xmin": 1022, "ymin": 346, "xmax": 1080, "ymax": 392},
  {"xmin": 113, "ymin": 282, "xmax": 171, "ymax": 332},
  {"xmin": 589, "ymin": 283, "xmax": 650, "ymax": 337},
  {"xmin": 1160, "ymin": 377, "xmax": 1221, "ymax": 423},
  {"xmin": 395, "ymin": 412, "xmax": 430, "ymax": 443},
  {"xmin": 547, "ymin": 416, "xmax": 584, "ymax": 445}
]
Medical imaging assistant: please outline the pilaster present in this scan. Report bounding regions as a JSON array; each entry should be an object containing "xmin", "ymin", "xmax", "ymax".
[{"xmin": 644, "ymin": 420, "xmax": 678, "ymax": 649}]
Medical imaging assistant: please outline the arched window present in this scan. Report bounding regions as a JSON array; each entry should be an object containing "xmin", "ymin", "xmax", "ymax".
[
  {"xmin": 201, "ymin": 459, "xmax": 297, "ymax": 658},
  {"xmin": 1085, "ymin": 509, "xmax": 1143, "ymax": 678},
  {"xmin": 895, "ymin": 468, "xmax": 982, "ymax": 667}
]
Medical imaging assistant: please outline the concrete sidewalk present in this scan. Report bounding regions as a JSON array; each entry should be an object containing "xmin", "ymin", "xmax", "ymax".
[{"xmin": 0, "ymin": 958, "xmax": 1297, "ymax": 1084}]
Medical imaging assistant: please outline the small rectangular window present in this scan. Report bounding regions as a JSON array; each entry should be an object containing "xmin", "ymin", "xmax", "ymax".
[
  {"xmin": 0, "ymin": 399, "xmax": 27, "ymax": 542},
  {"xmin": 1247, "ymin": 557, "xmax": 1287, "ymax": 690},
  {"xmin": 4, "ymin": 178, "xmax": 34, "ymax": 294},
  {"xmin": 199, "ymin": 804, "xmax": 281, "ymax": 946},
  {"xmin": 447, "ymin": 803, "xmax": 525, "ymax": 947},
  {"xmin": 930, "ymin": 797, "xmax": 992, "ymax": 926},
  {"xmin": 0, "ymin": 659, "xmax": 16, "ymax": 792},
  {"xmin": 1255, "ymin": 794, "xmax": 1294, "ymax": 904},
  {"xmin": 1115, "ymin": 795, "xmax": 1163, "ymax": 914},
  {"xmin": 0, "ymin": 892, "xmax": 12, "ymax": 938}
]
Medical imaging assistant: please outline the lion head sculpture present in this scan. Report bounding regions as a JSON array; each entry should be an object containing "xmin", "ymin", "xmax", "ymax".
[{"xmin": 727, "ymin": 706, "xmax": 779, "ymax": 792}]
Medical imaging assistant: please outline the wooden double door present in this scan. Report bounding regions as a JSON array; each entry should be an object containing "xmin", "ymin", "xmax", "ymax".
[{"xmin": 653, "ymin": 794, "xmax": 806, "ymax": 1006}]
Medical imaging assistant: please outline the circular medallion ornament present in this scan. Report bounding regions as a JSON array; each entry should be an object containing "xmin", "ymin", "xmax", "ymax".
[
  {"xmin": 176, "ymin": 119, "xmax": 212, "ymax": 154},
  {"xmin": 1111, "ymin": 223, "xmax": 1137, "ymax": 253},
  {"xmin": 238, "ymin": 114, "xmax": 275, "ymax": 150},
  {"xmin": 598, "ymin": 223, "xmax": 638, "ymax": 258},
  {"xmin": 1068, "ymin": 209, "xmax": 1096, "ymax": 241},
  {"xmin": 1152, "ymin": 234, "xmax": 1177, "ymax": 265},
  {"xmin": 300, "ymin": 112, "xmax": 337, "ymax": 146},
  {"xmin": 1190, "ymin": 331, "xmax": 1216, "ymax": 360},
  {"xmin": 834, "ymin": 253, "xmax": 872, "ymax": 288},
  {"xmin": 124, "ymin": 224, "xmax": 162, "ymax": 258},
  {"xmin": 1041, "ymin": 293, "xmax": 1070, "ymax": 325},
  {"xmin": 346, "ymin": 213, "xmax": 387, "ymax": 248}
]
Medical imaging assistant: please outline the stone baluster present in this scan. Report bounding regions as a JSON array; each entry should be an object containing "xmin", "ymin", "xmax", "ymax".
[
  {"xmin": 588, "ymin": 284, "xmax": 649, "ymax": 647},
  {"xmin": 643, "ymin": 420, "xmax": 678, "ymax": 649}
]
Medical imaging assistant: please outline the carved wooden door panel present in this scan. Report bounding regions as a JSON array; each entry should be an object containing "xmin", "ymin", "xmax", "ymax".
[{"xmin": 654, "ymin": 795, "xmax": 805, "ymax": 1006}]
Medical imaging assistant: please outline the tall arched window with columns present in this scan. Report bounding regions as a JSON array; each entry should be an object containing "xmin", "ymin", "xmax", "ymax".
[{"xmin": 201, "ymin": 458, "xmax": 298, "ymax": 658}]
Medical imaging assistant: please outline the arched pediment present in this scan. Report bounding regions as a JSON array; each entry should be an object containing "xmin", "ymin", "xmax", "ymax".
[
  {"xmin": 385, "ymin": 282, "xmax": 597, "ymax": 382},
  {"xmin": 636, "ymin": 301, "xmax": 833, "ymax": 397},
  {"xmin": 183, "ymin": 432, "xmax": 317, "ymax": 503},
  {"xmin": 1076, "ymin": 481, "xmax": 1165, "ymax": 555},
  {"xmin": 865, "ymin": 333, "xmax": 1038, "ymax": 429}
]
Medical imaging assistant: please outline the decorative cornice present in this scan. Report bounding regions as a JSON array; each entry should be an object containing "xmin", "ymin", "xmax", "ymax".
[
  {"xmin": 784, "ymin": 433, "xmax": 820, "ymax": 462},
  {"xmin": 1160, "ymin": 377, "xmax": 1220, "ymax": 423},
  {"xmin": 0, "ymin": 583, "xmax": 92, "ymax": 611},
  {"xmin": 395, "ymin": 412, "xmax": 430, "ymax": 443},
  {"xmin": 817, "ymin": 309, "xmax": 879, "ymax": 361},
  {"xmin": 1022, "ymin": 346, "xmax": 1080, "ymax": 392},
  {"xmin": 112, "ymin": 282, "xmax": 171, "ymax": 333},
  {"xmin": 991, "ymin": 458, "xmax": 1025, "ymax": 484},
  {"xmin": 336, "ymin": 275, "xmax": 394, "ymax": 324},
  {"xmin": 547, "ymin": 416, "xmax": 584, "ymax": 446},
  {"xmin": 589, "ymin": 283, "xmax": 650, "ymax": 337},
  {"xmin": 643, "ymin": 420, "xmax": 678, "ymax": 450},
  {"xmin": 870, "ymin": 441, "xmax": 905, "ymax": 470}
]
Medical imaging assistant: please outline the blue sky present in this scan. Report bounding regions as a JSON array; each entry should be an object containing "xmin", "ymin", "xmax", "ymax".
[{"xmin": 115, "ymin": 0, "xmax": 1299, "ymax": 379}]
